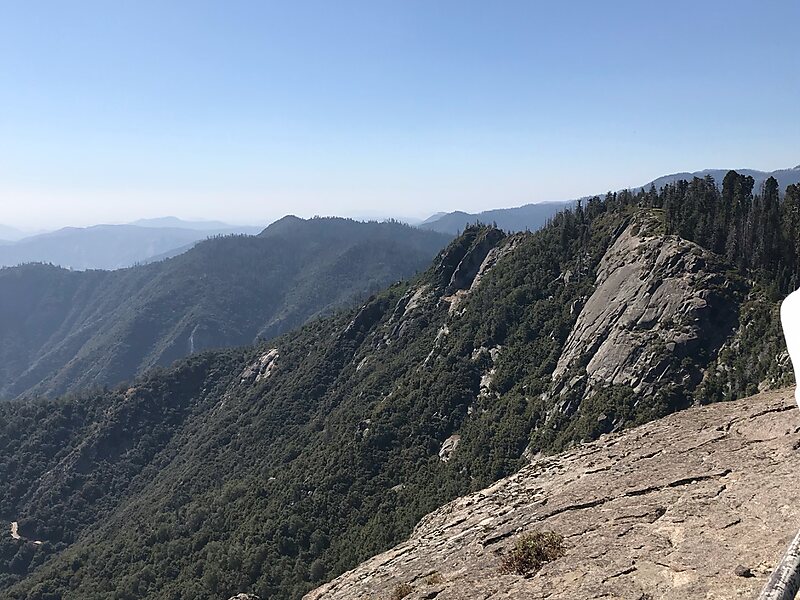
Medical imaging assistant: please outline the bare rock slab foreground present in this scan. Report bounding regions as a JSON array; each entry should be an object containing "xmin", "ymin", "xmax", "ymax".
[{"xmin": 306, "ymin": 388, "xmax": 800, "ymax": 600}]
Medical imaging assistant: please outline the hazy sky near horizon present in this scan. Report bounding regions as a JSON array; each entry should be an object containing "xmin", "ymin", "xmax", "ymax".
[{"xmin": 1, "ymin": 0, "xmax": 798, "ymax": 229}]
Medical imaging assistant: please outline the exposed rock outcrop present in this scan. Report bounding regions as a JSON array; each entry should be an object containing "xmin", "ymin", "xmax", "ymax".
[
  {"xmin": 443, "ymin": 230, "xmax": 511, "ymax": 315},
  {"xmin": 438, "ymin": 434, "xmax": 461, "ymax": 462},
  {"xmin": 240, "ymin": 349, "xmax": 279, "ymax": 382},
  {"xmin": 8, "ymin": 521, "xmax": 42, "ymax": 545},
  {"xmin": 387, "ymin": 285, "xmax": 433, "ymax": 341},
  {"xmin": 445, "ymin": 229, "xmax": 505, "ymax": 295},
  {"xmin": 306, "ymin": 389, "xmax": 800, "ymax": 600},
  {"xmin": 550, "ymin": 212, "xmax": 741, "ymax": 410},
  {"xmin": 433, "ymin": 227, "xmax": 505, "ymax": 312},
  {"xmin": 468, "ymin": 235, "xmax": 522, "ymax": 294},
  {"xmin": 340, "ymin": 296, "xmax": 390, "ymax": 341}
]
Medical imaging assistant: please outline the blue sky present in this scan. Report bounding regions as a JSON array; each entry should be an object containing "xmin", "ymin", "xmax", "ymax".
[{"xmin": 0, "ymin": 0, "xmax": 798, "ymax": 228}]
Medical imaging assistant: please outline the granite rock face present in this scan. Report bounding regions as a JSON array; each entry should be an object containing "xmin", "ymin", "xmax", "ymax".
[
  {"xmin": 444, "ymin": 228, "xmax": 505, "ymax": 295},
  {"xmin": 240, "ymin": 348, "xmax": 279, "ymax": 382},
  {"xmin": 306, "ymin": 389, "xmax": 800, "ymax": 600},
  {"xmin": 551, "ymin": 213, "xmax": 740, "ymax": 410}
]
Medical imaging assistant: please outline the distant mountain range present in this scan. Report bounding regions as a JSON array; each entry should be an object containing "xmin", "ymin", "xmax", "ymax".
[
  {"xmin": 0, "ymin": 224, "xmax": 31, "ymax": 242},
  {"xmin": 0, "ymin": 216, "xmax": 451, "ymax": 399},
  {"xmin": 0, "ymin": 218, "xmax": 265, "ymax": 270},
  {"xmin": 3, "ymin": 167, "xmax": 797, "ymax": 260},
  {"xmin": 643, "ymin": 165, "xmax": 800, "ymax": 193},
  {"xmin": 2, "ymin": 175, "xmax": 797, "ymax": 599},
  {"xmin": 419, "ymin": 202, "xmax": 573, "ymax": 235},
  {"xmin": 420, "ymin": 165, "xmax": 800, "ymax": 235},
  {"xmin": 130, "ymin": 216, "xmax": 248, "ymax": 230}
]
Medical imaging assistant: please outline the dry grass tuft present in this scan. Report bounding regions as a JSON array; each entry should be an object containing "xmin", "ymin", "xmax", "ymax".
[
  {"xmin": 389, "ymin": 582, "xmax": 413, "ymax": 600},
  {"xmin": 499, "ymin": 531, "xmax": 565, "ymax": 576}
]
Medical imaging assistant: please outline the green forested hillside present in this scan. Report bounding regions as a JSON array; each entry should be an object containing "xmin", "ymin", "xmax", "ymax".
[
  {"xmin": 0, "ymin": 217, "xmax": 451, "ymax": 399},
  {"xmin": 1, "ymin": 173, "xmax": 798, "ymax": 599}
]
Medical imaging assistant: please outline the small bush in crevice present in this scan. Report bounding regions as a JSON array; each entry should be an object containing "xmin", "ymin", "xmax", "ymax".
[
  {"xmin": 390, "ymin": 582, "xmax": 413, "ymax": 599},
  {"xmin": 424, "ymin": 571, "xmax": 444, "ymax": 585},
  {"xmin": 499, "ymin": 531, "xmax": 566, "ymax": 576}
]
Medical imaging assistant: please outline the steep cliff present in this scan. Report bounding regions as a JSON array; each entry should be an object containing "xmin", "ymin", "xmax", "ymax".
[
  {"xmin": 307, "ymin": 388, "xmax": 800, "ymax": 600},
  {"xmin": 546, "ymin": 212, "xmax": 742, "ymax": 425}
]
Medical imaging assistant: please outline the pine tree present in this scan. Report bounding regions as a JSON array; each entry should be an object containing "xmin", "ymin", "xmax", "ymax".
[{"xmin": 782, "ymin": 184, "xmax": 800, "ymax": 290}]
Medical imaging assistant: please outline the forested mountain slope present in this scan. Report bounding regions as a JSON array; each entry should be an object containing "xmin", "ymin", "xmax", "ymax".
[
  {"xmin": 1, "ymin": 172, "xmax": 798, "ymax": 600},
  {"xmin": 0, "ymin": 217, "xmax": 451, "ymax": 399}
]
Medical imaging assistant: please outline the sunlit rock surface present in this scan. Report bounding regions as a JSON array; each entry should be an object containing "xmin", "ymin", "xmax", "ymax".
[{"xmin": 307, "ymin": 389, "xmax": 800, "ymax": 600}]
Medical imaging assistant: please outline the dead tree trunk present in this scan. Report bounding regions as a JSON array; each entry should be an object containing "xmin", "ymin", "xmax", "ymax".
[{"xmin": 759, "ymin": 530, "xmax": 800, "ymax": 600}]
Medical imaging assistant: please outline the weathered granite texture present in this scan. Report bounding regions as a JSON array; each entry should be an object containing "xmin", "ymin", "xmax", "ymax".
[
  {"xmin": 551, "ymin": 213, "xmax": 739, "ymax": 405},
  {"xmin": 445, "ymin": 229, "xmax": 505, "ymax": 295},
  {"xmin": 306, "ymin": 389, "xmax": 800, "ymax": 600}
]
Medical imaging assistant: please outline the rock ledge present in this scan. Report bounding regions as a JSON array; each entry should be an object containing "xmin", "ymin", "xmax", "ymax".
[{"xmin": 306, "ymin": 389, "xmax": 800, "ymax": 600}]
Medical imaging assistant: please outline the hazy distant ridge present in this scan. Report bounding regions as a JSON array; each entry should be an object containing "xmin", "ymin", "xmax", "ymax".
[
  {"xmin": 0, "ymin": 216, "xmax": 451, "ymax": 398},
  {"xmin": 0, "ymin": 219, "xmax": 264, "ymax": 270},
  {"xmin": 420, "ymin": 165, "xmax": 800, "ymax": 235}
]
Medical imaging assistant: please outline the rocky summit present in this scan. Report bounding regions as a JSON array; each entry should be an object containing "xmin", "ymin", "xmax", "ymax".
[
  {"xmin": 307, "ymin": 389, "xmax": 800, "ymax": 600},
  {"xmin": 550, "ymin": 212, "xmax": 739, "ymax": 408}
]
